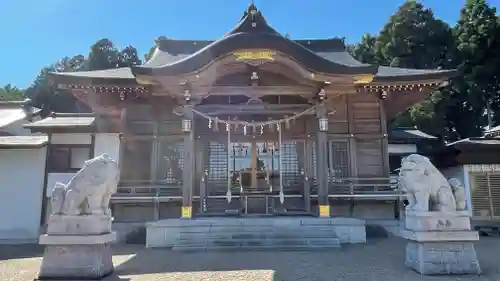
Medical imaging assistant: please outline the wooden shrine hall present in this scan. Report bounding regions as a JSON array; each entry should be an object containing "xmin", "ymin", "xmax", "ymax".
[{"xmin": 46, "ymin": 3, "xmax": 454, "ymax": 221}]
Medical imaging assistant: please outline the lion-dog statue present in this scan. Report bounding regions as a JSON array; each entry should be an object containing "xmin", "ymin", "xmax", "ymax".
[
  {"xmin": 398, "ymin": 154, "xmax": 466, "ymax": 212},
  {"xmin": 51, "ymin": 154, "xmax": 120, "ymax": 216}
]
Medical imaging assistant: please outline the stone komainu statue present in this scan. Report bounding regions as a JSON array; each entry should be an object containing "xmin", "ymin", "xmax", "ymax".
[
  {"xmin": 51, "ymin": 154, "xmax": 120, "ymax": 216},
  {"xmin": 398, "ymin": 154, "xmax": 466, "ymax": 212}
]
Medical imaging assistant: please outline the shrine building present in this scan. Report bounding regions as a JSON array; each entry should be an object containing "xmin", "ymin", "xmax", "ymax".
[{"xmin": 24, "ymin": 4, "xmax": 454, "ymax": 242}]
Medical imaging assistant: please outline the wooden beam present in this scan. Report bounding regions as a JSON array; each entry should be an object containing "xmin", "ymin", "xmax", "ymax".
[{"xmin": 346, "ymin": 94, "xmax": 358, "ymax": 178}]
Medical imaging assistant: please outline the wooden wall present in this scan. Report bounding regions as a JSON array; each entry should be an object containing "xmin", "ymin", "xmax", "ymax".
[
  {"xmin": 326, "ymin": 93, "xmax": 388, "ymax": 177},
  {"xmin": 119, "ymin": 93, "xmax": 389, "ymax": 181}
]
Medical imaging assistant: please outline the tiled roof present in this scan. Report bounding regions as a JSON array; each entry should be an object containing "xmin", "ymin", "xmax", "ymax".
[{"xmin": 50, "ymin": 3, "xmax": 454, "ymax": 83}]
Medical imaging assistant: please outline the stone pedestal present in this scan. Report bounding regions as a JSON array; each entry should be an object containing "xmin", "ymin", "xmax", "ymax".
[
  {"xmin": 37, "ymin": 215, "xmax": 116, "ymax": 280},
  {"xmin": 402, "ymin": 211, "xmax": 481, "ymax": 275}
]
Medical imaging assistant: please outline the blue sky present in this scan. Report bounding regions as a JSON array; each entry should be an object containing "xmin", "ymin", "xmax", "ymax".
[{"xmin": 1, "ymin": 0, "xmax": 499, "ymax": 88}]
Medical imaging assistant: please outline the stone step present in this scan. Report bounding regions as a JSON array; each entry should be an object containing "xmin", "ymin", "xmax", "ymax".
[
  {"xmin": 174, "ymin": 226, "xmax": 339, "ymax": 233},
  {"xmin": 177, "ymin": 231, "xmax": 337, "ymax": 240},
  {"xmin": 172, "ymin": 238, "xmax": 341, "ymax": 252},
  {"xmin": 177, "ymin": 238, "xmax": 341, "ymax": 246}
]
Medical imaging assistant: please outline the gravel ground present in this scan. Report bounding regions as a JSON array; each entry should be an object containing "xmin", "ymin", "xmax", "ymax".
[{"xmin": 1, "ymin": 237, "xmax": 500, "ymax": 281}]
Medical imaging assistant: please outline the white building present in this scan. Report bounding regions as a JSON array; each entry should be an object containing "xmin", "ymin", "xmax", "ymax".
[{"xmin": 0, "ymin": 136, "xmax": 48, "ymax": 243}]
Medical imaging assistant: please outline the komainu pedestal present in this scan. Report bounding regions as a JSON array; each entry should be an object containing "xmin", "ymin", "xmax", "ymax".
[
  {"xmin": 398, "ymin": 154, "xmax": 481, "ymax": 275},
  {"xmin": 38, "ymin": 232, "xmax": 116, "ymax": 280},
  {"xmin": 402, "ymin": 211, "xmax": 481, "ymax": 275},
  {"xmin": 37, "ymin": 154, "xmax": 120, "ymax": 280}
]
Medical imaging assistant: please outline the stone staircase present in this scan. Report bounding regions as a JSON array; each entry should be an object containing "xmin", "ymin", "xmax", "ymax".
[{"xmin": 172, "ymin": 224, "xmax": 341, "ymax": 251}]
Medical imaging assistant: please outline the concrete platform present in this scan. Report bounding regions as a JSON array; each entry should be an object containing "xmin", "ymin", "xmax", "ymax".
[{"xmin": 146, "ymin": 217, "xmax": 366, "ymax": 251}]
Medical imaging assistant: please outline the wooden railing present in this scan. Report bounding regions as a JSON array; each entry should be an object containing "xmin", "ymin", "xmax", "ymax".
[
  {"xmin": 323, "ymin": 176, "xmax": 402, "ymax": 198},
  {"xmin": 113, "ymin": 176, "xmax": 402, "ymax": 202}
]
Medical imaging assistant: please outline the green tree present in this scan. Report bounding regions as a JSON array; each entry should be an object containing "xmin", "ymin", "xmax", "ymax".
[
  {"xmin": 369, "ymin": 1, "xmax": 457, "ymax": 139},
  {"xmin": 29, "ymin": 39, "xmax": 142, "ymax": 114},
  {"xmin": 375, "ymin": 1, "xmax": 455, "ymax": 69},
  {"xmin": 0, "ymin": 84, "xmax": 25, "ymax": 101},
  {"xmin": 440, "ymin": 0, "xmax": 500, "ymax": 139},
  {"xmin": 349, "ymin": 33, "xmax": 379, "ymax": 64}
]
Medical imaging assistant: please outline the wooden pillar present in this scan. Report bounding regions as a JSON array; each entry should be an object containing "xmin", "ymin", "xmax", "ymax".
[
  {"xmin": 316, "ymin": 104, "xmax": 330, "ymax": 217},
  {"xmin": 346, "ymin": 94, "xmax": 358, "ymax": 177},
  {"xmin": 251, "ymin": 138, "xmax": 258, "ymax": 190},
  {"xmin": 379, "ymin": 99, "xmax": 390, "ymax": 176},
  {"xmin": 304, "ymin": 139, "xmax": 313, "ymax": 213},
  {"xmin": 346, "ymin": 94, "xmax": 357, "ymax": 216},
  {"xmin": 40, "ymin": 133, "xmax": 52, "ymax": 228},
  {"xmin": 181, "ymin": 106, "xmax": 195, "ymax": 218}
]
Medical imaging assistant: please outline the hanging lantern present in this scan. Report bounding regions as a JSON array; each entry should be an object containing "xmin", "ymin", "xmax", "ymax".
[
  {"xmin": 319, "ymin": 117, "xmax": 328, "ymax": 132},
  {"xmin": 182, "ymin": 119, "xmax": 192, "ymax": 133}
]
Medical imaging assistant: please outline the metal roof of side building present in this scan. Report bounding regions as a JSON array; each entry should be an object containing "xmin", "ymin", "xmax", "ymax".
[
  {"xmin": 388, "ymin": 127, "xmax": 437, "ymax": 143},
  {"xmin": 0, "ymin": 100, "xmax": 41, "ymax": 129},
  {"xmin": 0, "ymin": 136, "xmax": 48, "ymax": 149},
  {"xmin": 24, "ymin": 113, "xmax": 96, "ymax": 133}
]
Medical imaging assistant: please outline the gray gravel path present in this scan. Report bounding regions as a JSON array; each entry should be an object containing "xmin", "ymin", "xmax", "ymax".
[{"xmin": 1, "ymin": 237, "xmax": 499, "ymax": 281}]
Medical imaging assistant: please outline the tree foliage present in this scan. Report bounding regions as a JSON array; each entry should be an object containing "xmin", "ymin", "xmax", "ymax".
[
  {"xmin": 26, "ymin": 39, "xmax": 142, "ymax": 115},
  {"xmin": 348, "ymin": 0, "xmax": 500, "ymax": 141},
  {"xmin": 0, "ymin": 84, "xmax": 25, "ymax": 101},
  {"xmin": 18, "ymin": 0, "xmax": 500, "ymax": 142}
]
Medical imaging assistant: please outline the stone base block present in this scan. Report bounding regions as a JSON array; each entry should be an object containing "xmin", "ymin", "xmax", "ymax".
[
  {"xmin": 405, "ymin": 241, "xmax": 481, "ymax": 275},
  {"xmin": 38, "ymin": 243, "xmax": 113, "ymax": 280},
  {"xmin": 47, "ymin": 214, "xmax": 112, "ymax": 235},
  {"xmin": 405, "ymin": 211, "xmax": 471, "ymax": 232},
  {"xmin": 401, "ymin": 229, "xmax": 479, "ymax": 242},
  {"xmin": 39, "ymin": 232, "xmax": 116, "ymax": 245}
]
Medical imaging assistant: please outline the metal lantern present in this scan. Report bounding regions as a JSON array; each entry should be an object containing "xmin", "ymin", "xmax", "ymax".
[
  {"xmin": 319, "ymin": 117, "xmax": 328, "ymax": 132},
  {"xmin": 182, "ymin": 119, "xmax": 192, "ymax": 133}
]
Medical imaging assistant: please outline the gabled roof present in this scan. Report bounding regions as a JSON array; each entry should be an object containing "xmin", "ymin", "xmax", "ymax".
[{"xmin": 50, "ymin": 3, "xmax": 455, "ymax": 84}]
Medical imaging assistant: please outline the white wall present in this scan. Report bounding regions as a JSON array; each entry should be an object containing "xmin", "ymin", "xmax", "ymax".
[
  {"xmin": 94, "ymin": 133, "xmax": 121, "ymax": 162},
  {"xmin": 388, "ymin": 144, "xmax": 417, "ymax": 154},
  {"xmin": 0, "ymin": 147, "xmax": 46, "ymax": 243},
  {"xmin": 46, "ymin": 172, "xmax": 76, "ymax": 197},
  {"xmin": 51, "ymin": 133, "xmax": 91, "ymax": 145},
  {"xmin": 441, "ymin": 165, "xmax": 472, "ymax": 215}
]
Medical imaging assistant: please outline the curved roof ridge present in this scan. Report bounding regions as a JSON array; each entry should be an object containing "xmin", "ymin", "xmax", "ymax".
[{"xmin": 132, "ymin": 32, "xmax": 378, "ymax": 76}]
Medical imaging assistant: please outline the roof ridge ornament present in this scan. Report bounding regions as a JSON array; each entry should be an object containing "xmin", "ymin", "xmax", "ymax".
[{"xmin": 231, "ymin": 1, "xmax": 279, "ymax": 34}]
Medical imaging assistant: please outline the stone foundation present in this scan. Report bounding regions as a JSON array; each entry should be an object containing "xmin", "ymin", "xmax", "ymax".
[
  {"xmin": 405, "ymin": 241, "xmax": 480, "ymax": 275},
  {"xmin": 38, "ymin": 221, "xmax": 116, "ymax": 280},
  {"xmin": 402, "ymin": 211, "xmax": 481, "ymax": 275},
  {"xmin": 38, "ymin": 243, "xmax": 114, "ymax": 280},
  {"xmin": 147, "ymin": 217, "xmax": 366, "ymax": 248}
]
